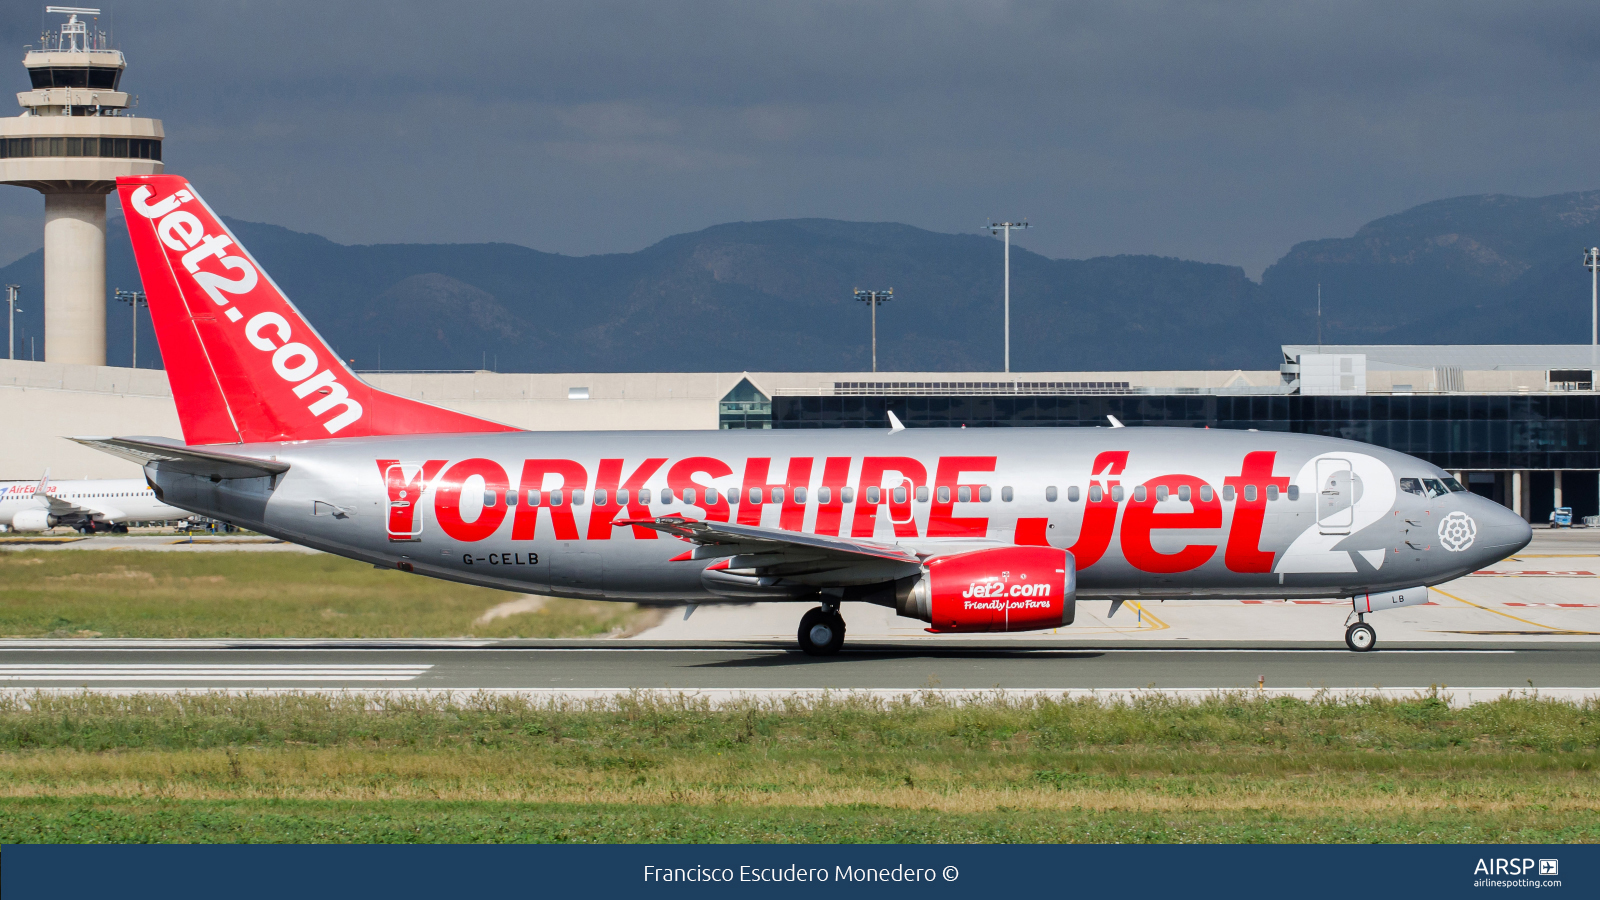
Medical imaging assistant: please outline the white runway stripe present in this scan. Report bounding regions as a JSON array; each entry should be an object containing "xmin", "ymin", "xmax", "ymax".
[{"xmin": 0, "ymin": 665, "xmax": 432, "ymax": 681}]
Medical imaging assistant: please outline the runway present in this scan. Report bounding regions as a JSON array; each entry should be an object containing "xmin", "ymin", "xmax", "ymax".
[{"xmin": 0, "ymin": 640, "xmax": 1596, "ymax": 697}]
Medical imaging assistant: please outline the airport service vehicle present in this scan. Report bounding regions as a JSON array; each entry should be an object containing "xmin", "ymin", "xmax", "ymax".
[
  {"xmin": 0, "ymin": 474, "xmax": 187, "ymax": 533},
  {"xmin": 1550, "ymin": 507, "xmax": 1573, "ymax": 528},
  {"xmin": 78, "ymin": 175, "xmax": 1533, "ymax": 653}
]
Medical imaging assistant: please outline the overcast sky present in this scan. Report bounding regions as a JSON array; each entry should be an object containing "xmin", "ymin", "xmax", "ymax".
[{"xmin": 2, "ymin": 1, "xmax": 1598, "ymax": 276}]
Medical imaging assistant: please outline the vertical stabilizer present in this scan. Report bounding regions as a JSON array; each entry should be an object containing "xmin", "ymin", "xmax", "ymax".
[{"xmin": 115, "ymin": 175, "xmax": 520, "ymax": 445}]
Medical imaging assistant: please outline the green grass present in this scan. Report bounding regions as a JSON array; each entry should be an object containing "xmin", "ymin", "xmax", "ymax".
[
  {"xmin": 0, "ymin": 550, "xmax": 654, "ymax": 638},
  {"xmin": 0, "ymin": 692, "xmax": 1595, "ymax": 843}
]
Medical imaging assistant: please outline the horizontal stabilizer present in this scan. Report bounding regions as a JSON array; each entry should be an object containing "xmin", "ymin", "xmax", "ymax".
[{"xmin": 71, "ymin": 436, "xmax": 290, "ymax": 480}]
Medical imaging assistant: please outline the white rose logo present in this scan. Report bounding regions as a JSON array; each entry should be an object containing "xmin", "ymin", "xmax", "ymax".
[{"xmin": 1438, "ymin": 511, "xmax": 1477, "ymax": 552}]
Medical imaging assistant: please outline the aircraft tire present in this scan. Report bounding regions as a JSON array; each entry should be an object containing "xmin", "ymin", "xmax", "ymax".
[
  {"xmin": 798, "ymin": 607, "xmax": 845, "ymax": 656},
  {"xmin": 1345, "ymin": 622, "xmax": 1377, "ymax": 652}
]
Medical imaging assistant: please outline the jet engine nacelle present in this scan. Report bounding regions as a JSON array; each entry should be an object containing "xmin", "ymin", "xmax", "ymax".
[
  {"xmin": 898, "ymin": 546, "xmax": 1075, "ymax": 633},
  {"xmin": 1352, "ymin": 586, "xmax": 1430, "ymax": 614},
  {"xmin": 11, "ymin": 509, "xmax": 54, "ymax": 533}
]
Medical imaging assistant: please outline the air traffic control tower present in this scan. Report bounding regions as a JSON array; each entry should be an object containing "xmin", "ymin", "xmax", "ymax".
[{"xmin": 0, "ymin": 7, "xmax": 162, "ymax": 365}]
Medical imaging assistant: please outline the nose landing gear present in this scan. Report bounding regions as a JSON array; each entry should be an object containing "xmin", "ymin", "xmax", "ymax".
[
  {"xmin": 1345, "ymin": 615, "xmax": 1377, "ymax": 652},
  {"xmin": 798, "ymin": 605, "xmax": 846, "ymax": 656}
]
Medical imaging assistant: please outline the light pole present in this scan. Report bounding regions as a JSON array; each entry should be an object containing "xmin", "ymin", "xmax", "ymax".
[
  {"xmin": 1586, "ymin": 248, "xmax": 1599, "ymax": 346},
  {"xmin": 5, "ymin": 285, "xmax": 18, "ymax": 361},
  {"xmin": 855, "ymin": 288, "xmax": 893, "ymax": 373},
  {"xmin": 988, "ymin": 220, "xmax": 1029, "ymax": 372},
  {"xmin": 114, "ymin": 289, "xmax": 147, "ymax": 368}
]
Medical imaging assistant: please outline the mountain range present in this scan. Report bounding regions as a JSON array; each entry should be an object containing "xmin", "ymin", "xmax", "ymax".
[{"xmin": 2, "ymin": 190, "xmax": 1597, "ymax": 373}]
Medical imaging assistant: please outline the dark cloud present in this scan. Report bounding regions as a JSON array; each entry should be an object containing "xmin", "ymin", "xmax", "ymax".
[{"xmin": 1, "ymin": 1, "xmax": 1598, "ymax": 276}]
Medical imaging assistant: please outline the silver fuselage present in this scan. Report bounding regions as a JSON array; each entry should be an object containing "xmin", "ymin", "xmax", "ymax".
[{"xmin": 141, "ymin": 426, "xmax": 1532, "ymax": 604}]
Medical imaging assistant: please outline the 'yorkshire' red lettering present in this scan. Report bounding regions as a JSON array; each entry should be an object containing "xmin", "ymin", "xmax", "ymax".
[
  {"xmin": 927, "ymin": 456, "xmax": 996, "ymax": 537},
  {"xmin": 587, "ymin": 457, "xmax": 667, "ymax": 540},
  {"xmin": 435, "ymin": 458, "xmax": 510, "ymax": 542},
  {"xmin": 852, "ymin": 456, "xmax": 927, "ymax": 538},
  {"xmin": 738, "ymin": 457, "xmax": 814, "ymax": 531},
  {"xmin": 511, "ymin": 459, "xmax": 587, "ymax": 541},
  {"xmin": 377, "ymin": 458, "xmax": 447, "ymax": 541},
  {"xmin": 667, "ymin": 457, "xmax": 733, "ymax": 523}
]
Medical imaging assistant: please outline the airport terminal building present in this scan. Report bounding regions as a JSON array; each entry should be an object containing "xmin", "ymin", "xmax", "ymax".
[{"xmin": 3, "ymin": 343, "xmax": 1597, "ymax": 522}]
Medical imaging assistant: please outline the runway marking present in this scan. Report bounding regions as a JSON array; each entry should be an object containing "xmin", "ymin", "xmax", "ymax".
[
  {"xmin": 1431, "ymin": 587, "xmax": 1600, "ymax": 636},
  {"xmin": 1505, "ymin": 602, "xmax": 1600, "ymax": 609},
  {"xmin": 0, "ymin": 665, "xmax": 433, "ymax": 682}
]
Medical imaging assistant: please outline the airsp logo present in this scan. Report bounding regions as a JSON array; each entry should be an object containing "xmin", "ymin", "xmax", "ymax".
[{"xmin": 1438, "ymin": 511, "xmax": 1477, "ymax": 552}]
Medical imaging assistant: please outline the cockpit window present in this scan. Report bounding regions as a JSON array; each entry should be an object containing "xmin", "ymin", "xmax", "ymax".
[
  {"xmin": 1442, "ymin": 477, "xmax": 1467, "ymax": 493},
  {"xmin": 1399, "ymin": 478, "xmax": 1425, "ymax": 496},
  {"xmin": 1422, "ymin": 478, "xmax": 1450, "ymax": 499}
]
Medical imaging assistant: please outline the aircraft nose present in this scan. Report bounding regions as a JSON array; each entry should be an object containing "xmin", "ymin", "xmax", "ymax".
[{"xmin": 1466, "ymin": 496, "xmax": 1532, "ymax": 557}]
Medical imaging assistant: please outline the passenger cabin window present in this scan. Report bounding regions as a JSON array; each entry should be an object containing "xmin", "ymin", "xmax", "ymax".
[
  {"xmin": 795, "ymin": 487, "xmax": 808, "ymax": 503},
  {"xmin": 727, "ymin": 489, "xmax": 739, "ymax": 505},
  {"xmin": 818, "ymin": 487, "xmax": 831, "ymax": 504},
  {"xmin": 550, "ymin": 490, "xmax": 565, "ymax": 506},
  {"xmin": 937, "ymin": 486, "xmax": 951, "ymax": 503},
  {"xmin": 1423, "ymin": 478, "xmax": 1450, "ymax": 499},
  {"xmin": 1288, "ymin": 485, "xmax": 1299, "ymax": 501},
  {"xmin": 571, "ymin": 490, "xmax": 585, "ymax": 506},
  {"xmin": 506, "ymin": 490, "xmax": 518, "ymax": 507},
  {"xmin": 1156, "ymin": 486, "xmax": 1168, "ymax": 501},
  {"xmin": 866, "ymin": 487, "xmax": 881, "ymax": 504},
  {"xmin": 1399, "ymin": 478, "xmax": 1425, "ymax": 496},
  {"xmin": 1244, "ymin": 485, "xmax": 1256, "ymax": 502},
  {"xmin": 1178, "ymin": 485, "xmax": 1190, "ymax": 502},
  {"xmin": 915, "ymin": 486, "xmax": 928, "ymax": 502},
  {"xmin": 1223, "ymin": 485, "xmax": 1235, "ymax": 501},
  {"xmin": 617, "ymin": 489, "xmax": 629, "ymax": 506},
  {"xmin": 1001, "ymin": 486, "xmax": 1013, "ymax": 502},
  {"xmin": 1111, "ymin": 486, "xmax": 1125, "ymax": 502},
  {"xmin": 660, "ymin": 488, "xmax": 674, "ymax": 503},
  {"xmin": 1067, "ymin": 485, "xmax": 1079, "ymax": 502},
  {"xmin": 841, "ymin": 487, "xmax": 854, "ymax": 503},
  {"xmin": 1045, "ymin": 486, "xmax": 1058, "ymax": 502},
  {"xmin": 483, "ymin": 491, "xmax": 497, "ymax": 507},
  {"xmin": 958, "ymin": 486, "xmax": 971, "ymax": 502},
  {"xmin": 705, "ymin": 488, "xmax": 720, "ymax": 505},
  {"xmin": 1267, "ymin": 485, "xmax": 1279, "ymax": 500},
  {"xmin": 893, "ymin": 486, "xmax": 906, "ymax": 504},
  {"xmin": 1134, "ymin": 486, "xmax": 1147, "ymax": 502},
  {"xmin": 1199, "ymin": 486, "xmax": 1212, "ymax": 502},
  {"xmin": 680, "ymin": 489, "xmax": 694, "ymax": 505},
  {"xmin": 527, "ymin": 490, "xmax": 541, "ymax": 506},
  {"xmin": 749, "ymin": 487, "xmax": 761, "ymax": 504},
  {"xmin": 1089, "ymin": 486, "xmax": 1102, "ymax": 502},
  {"xmin": 772, "ymin": 488, "xmax": 783, "ymax": 503},
  {"xmin": 594, "ymin": 489, "xmax": 608, "ymax": 507},
  {"xmin": 979, "ymin": 486, "xmax": 992, "ymax": 502}
]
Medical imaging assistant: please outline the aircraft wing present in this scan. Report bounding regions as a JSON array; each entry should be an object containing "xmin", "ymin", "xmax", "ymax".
[
  {"xmin": 617, "ymin": 515, "xmax": 921, "ymax": 565},
  {"xmin": 70, "ymin": 436, "xmax": 290, "ymax": 480}
]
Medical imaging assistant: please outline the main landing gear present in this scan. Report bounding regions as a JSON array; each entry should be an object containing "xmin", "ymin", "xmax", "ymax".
[
  {"xmin": 798, "ymin": 605, "xmax": 846, "ymax": 657},
  {"xmin": 1345, "ymin": 615, "xmax": 1377, "ymax": 652}
]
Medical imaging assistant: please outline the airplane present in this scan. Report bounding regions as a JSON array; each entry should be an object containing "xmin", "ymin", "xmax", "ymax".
[
  {"xmin": 75, "ymin": 175, "xmax": 1532, "ymax": 654},
  {"xmin": 0, "ymin": 472, "xmax": 188, "ymax": 533}
]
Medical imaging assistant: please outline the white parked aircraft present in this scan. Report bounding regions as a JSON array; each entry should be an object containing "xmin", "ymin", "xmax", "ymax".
[
  {"xmin": 75, "ymin": 175, "xmax": 1533, "ymax": 654},
  {"xmin": 0, "ymin": 474, "xmax": 188, "ymax": 533}
]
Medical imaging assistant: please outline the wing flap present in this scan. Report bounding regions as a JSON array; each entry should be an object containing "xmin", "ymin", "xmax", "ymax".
[{"xmin": 617, "ymin": 515, "xmax": 920, "ymax": 564}]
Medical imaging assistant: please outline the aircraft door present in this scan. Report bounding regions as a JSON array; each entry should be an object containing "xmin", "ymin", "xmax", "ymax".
[
  {"xmin": 551, "ymin": 545, "xmax": 604, "ymax": 599},
  {"xmin": 384, "ymin": 463, "xmax": 429, "ymax": 541},
  {"xmin": 1316, "ymin": 458, "xmax": 1354, "ymax": 534},
  {"xmin": 888, "ymin": 478, "xmax": 916, "ymax": 527}
]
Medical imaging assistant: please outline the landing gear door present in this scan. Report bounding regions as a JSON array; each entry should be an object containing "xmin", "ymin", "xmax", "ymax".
[
  {"xmin": 1316, "ymin": 458, "xmax": 1353, "ymax": 534},
  {"xmin": 384, "ymin": 463, "xmax": 427, "ymax": 541}
]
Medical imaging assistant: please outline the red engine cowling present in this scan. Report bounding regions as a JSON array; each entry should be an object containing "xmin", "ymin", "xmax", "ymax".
[{"xmin": 897, "ymin": 546, "xmax": 1075, "ymax": 633}]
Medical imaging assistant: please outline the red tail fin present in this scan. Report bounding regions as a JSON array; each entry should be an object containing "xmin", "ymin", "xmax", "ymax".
[{"xmin": 116, "ymin": 175, "xmax": 519, "ymax": 445}]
